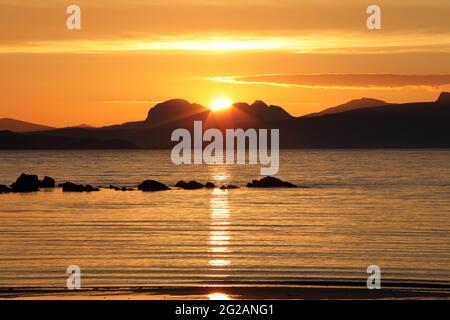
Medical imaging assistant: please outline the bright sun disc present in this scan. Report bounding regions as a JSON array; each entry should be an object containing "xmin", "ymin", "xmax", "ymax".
[
  {"xmin": 208, "ymin": 293, "xmax": 231, "ymax": 300},
  {"xmin": 210, "ymin": 97, "xmax": 232, "ymax": 111}
]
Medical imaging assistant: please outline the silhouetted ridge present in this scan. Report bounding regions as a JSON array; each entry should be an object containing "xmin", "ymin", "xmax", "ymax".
[
  {"xmin": 0, "ymin": 130, "xmax": 137, "ymax": 149},
  {"xmin": 2, "ymin": 92, "xmax": 450, "ymax": 149},
  {"xmin": 436, "ymin": 92, "xmax": 450, "ymax": 103},
  {"xmin": 142, "ymin": 99, "xmax": 294, "ymax": 128},
  {"xmin": 232, "ymin": 100, "xmax": 293, "ymax": 121},
  {"xmin": 306, "ymin": 97, "xmax": 388, "ymax": 117},
  {"xmin": 145, "ymin": 99, "xmax": 209, "ymax": 127},
  {"xmin": 0, "ymin": 118, "xmax": 55, "ymax": 132}
]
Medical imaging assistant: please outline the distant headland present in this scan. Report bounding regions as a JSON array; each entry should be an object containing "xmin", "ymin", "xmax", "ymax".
[{"xmin": 1, "ymin": 92, "xmax": 450, "ymax": 149}]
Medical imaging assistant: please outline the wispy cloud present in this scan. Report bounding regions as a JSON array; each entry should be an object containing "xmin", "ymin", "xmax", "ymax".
[
  {"xmin": 98, "ymin": 100, "xmax": 161, "ymax": 104},
  {"xmin": 206, "ymin": 74, "xmax": 450, "ymax": 90},
  {"xmin": 1, "ymin": 33, "xmax": 449, "ymax": 54},
  {"xmin": 0, "ymin": 37, "xmax": 294, "ymax": 54}
]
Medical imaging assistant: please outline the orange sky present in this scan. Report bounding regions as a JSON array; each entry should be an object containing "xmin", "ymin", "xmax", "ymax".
[{"xmin": 1, "ymin": 0, "xmax": 450, "ymax": 127}]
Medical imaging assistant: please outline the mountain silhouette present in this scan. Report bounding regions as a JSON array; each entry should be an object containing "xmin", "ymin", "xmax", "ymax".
[
  {"xmin": 436, "ymin": 92, "xmax": 450, "ymax": 103},
  {"xmin": 1, "ymin": 92, "xmax": 449, "ymax": 149},
  {"xmin": 97, "ymin": 98, "xmax": 294, "ymax": 133},
  {"xmin": 145, "ymin": 99, "xmax": 209, "ymax": 127},
  {"xmin": 0, "ymin": 130, "xmax": 136, "ymax": 149},
  {"xmin": 140, "ymin": 99, "xmax": 293, "ymax": 129},
  {"xmin": 0, "ymin": 118, "xmax": 55, "ymax": 132},
  {"xmin": 305, "ymin": 98, "xmax": 388, "ymax": 117}
]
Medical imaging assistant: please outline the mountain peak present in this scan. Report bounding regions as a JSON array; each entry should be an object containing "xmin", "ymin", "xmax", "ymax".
[
  {"xmin": 436, "ymin": 92, "xmax": 450, "ymax": 103},
  {"xmin": 250, "ymin": 100, "xmax": 269, "ymax": 109},
  {"xmin": 345, "ymin": 97, "xmax": 387, "ymax": 106},
  {"xmin": 145, "ymin": 99, "xmax": 209, "ymax": 126},
  {"xmin": 305, "ymin": 97, "xmax": 388, "ymax": 117},
  {"xmin": 236, "ymin": 100, "xmax": 292, "ymax": 121},
  {"xmin": 143, "ymin": 98, "xmax": 294, "ymax": 127}
]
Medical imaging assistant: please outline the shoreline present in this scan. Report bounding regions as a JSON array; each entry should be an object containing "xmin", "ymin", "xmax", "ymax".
[{"xmin": 2, "ymin": 282, "xmax": 450, "ymax": 300}]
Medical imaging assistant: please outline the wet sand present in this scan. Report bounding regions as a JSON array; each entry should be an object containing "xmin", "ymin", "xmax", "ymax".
[{"xmin": 2, "ymin": 282, "xmax": 450, "ymax": 300}]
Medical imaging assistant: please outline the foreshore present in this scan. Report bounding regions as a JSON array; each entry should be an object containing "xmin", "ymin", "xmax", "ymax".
[{"xmin": 2, "ymin": 282, "xmax": 450, "ymax": 300}]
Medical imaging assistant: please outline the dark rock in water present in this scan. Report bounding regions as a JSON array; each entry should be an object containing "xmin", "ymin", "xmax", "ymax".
[
  {"xmin": 219, "ymin": 185, "xmax": 239, "ymax": 190},
  {"xmin": 175, "ymin": 180, "xmax": 204, "ymax": 190},
  {"xmin": 60, "ymin": 182, "xmax": 100, "ymax": 192},
  {"xmin": 39, "ymin": 176, "xmax": 55, "ymax": 188},
  {"xmin": 138, "ymin": 180, "xmax": 170, "ymax": 192},
  {"xmin": 175, "ymin": 181, "xmax": 187, "ymax": 188},
  {"xmin": 11, "ymin": 173, "xmax": 40, "ymax": 192},
  {"xmin": 110, "ymin": 185, "xmax": 135, "ymax": 191},
  {"xmin": 120, "ymin": 187, "xmax": 135, "ymax": 191},
  {"xmin": 83, "ymin": 185, "xmax": 99, "ymax": 192},
  {"xmin": 247, "ymin": 176, "xmax": 296, "ymax": 188},
  {"xmin": 0, "ymin": 184, "xmax": 12, "ymax": 193},
  {"xmin": 204, "ymin": 182, "xmax": 216, "ymax": 189}
]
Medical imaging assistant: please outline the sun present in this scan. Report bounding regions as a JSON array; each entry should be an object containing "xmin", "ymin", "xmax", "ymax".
[
  {"xmin": 208, "ymin": 293, "xmax": 231, "ymax": 300},
  {"xmin": 210, "ymin": 97, "xmax": 232, "ymax": 111}
]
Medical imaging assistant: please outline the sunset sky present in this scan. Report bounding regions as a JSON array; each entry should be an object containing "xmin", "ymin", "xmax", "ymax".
[{"xmin": 1, "ymin": 0, "xmax": 450, "ymax": 127}]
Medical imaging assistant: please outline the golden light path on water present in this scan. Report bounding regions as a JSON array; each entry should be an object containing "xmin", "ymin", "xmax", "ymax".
[
  {"xmin": 207, "ymin": 172, "xmax": 232, "ymax": 300},
  {"xmin": 209, "ymin": 188, "xmax": 231, "ymax": 267},
  {"xmin": 208, "ymin": 293, "xmax": 231, "ymax": 301}
]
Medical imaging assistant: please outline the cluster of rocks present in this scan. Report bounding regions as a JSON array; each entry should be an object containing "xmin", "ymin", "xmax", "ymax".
[
  {"xmin": 138, "ymin": 180, "xmax": 171, "ymax": 192},
  {"xmin": 175, "ymin": 181, "xmax": 205, "ymax": 190},
  {"xmin": 220, "ymin": 185, "xmax": 239, "ymax": 190},
  {"xmin": 140, "ymin": 176, "xmax": 295, "ymax": 192},
  {"xmin": 0, "ymin": 173, "xmax": 100, "ymax": 194},
  {"xmin": 1, "ymin": 174, "xmax": 298, "ymax": 194},
  {"xmin": 247, "ymin": 176, "xmax": 297, "ymax": 188},
  {"xmin": 174, "ymin": 181, "xmax": 241, "ymax": 190},
  {"xmin": 109, "ymin": 185, "xmax": 135, "ymax": 192},
  {"xmin": 175, "ymin": 181, "xmax": 219, "ymax": 190},
  {"xmin": 58, "ymin": 182, "xmax": 100, "ymax": 192},
  {"xmin": 0, "ymin": 173, "xmax": 55, "ymax": 193}
]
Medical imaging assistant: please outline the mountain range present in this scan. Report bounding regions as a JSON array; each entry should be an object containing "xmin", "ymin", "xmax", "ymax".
[
  {"xmin": 1, "ymin": 92, "xmax": 450, "ymax": 149},
  {"xmin": 0, "ymin": 118, "xmax": 55, "ymax": 133}
]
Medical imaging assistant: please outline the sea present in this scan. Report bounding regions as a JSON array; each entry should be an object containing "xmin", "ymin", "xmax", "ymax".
[{"xmin": 0, "ymin": 150, "xmax": 449, "ymax": 297}]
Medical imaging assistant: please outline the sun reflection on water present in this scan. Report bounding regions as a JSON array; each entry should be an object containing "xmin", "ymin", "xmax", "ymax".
[
  {"xmin": 209, "ymin": 187, "xmax": 231, "ymax": 271},
  {"xmin": 208, "ymin": 293, "xmax": 231, "ymax": 300}
]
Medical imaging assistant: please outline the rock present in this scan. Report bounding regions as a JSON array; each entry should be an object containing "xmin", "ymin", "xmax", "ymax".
[
  {"xmin": 83, "ymin": 185, "xmax": 99, "ymax": 192},
  {"xmin": 247, "ymin": 176, "xmax": 296, "ymax": 188},
  {"xmin": 107, "ymin": 185, "xmax": 133, "ymax": 191},
  {"xmin": 204, "ymin": 182, "xmax": 217, "ymax": 189},
  {"xmin": 175, "ymin": 180, "xmax": 204, "ymax": 190},
  {"xmin": 219, "ymin": 185, "xmax": 239, "ymax": 190},
  {"xmin": 120, "ymin": 187, "xmax": 134, "ymax": 191},
  {"xmin": 138, "ymin": 180, "xmax": 171, "ymax": 192},
  {"xmin": 0, "ymin": 184, "xmax": 12, "ymax": 193},
  {"xmin": 39, "ymin": 176, "xmax": 55, "ymax": 188},
  {"xmin": 60, "ymin": 182, "xmax": 100, "ymax": 192},
  {"xmin": 11, "ymin": 173, "xmax": 40, "ymax": 192}
]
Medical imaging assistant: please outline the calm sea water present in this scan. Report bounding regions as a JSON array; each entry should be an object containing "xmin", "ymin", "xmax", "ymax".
[{"xmin": 0, "ymin": 150, "xmax": 449, "ymax": 291}]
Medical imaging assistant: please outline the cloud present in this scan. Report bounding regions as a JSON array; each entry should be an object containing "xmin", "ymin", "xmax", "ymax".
[
  {"xmin": 1, "ymin": 32, "xmax": 450, "ymax": 54},
  {"xmin": 206, "ymin": 74, "xmax": 450, "ymax": 90},
  {"xmin": 98, "ymin": 100, "xmax": 161, "ymax": 104}
]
